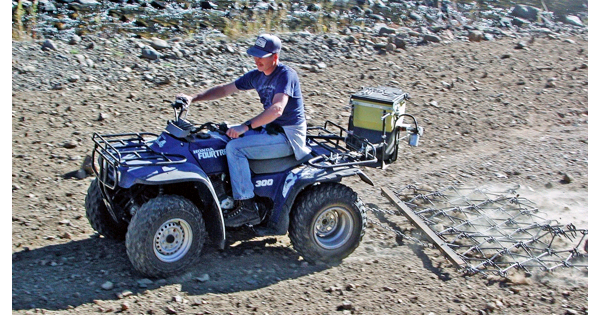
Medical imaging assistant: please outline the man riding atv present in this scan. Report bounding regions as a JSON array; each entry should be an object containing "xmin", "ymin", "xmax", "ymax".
[
  {"xmin": 177, "ymin": 33, "xmax": 311, "ymax": 228},
  {"xmin": 86, "ymin": 33, "xmax": 421, "ymax": 277}
]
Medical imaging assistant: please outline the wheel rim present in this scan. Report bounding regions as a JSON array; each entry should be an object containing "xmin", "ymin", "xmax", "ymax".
[
  {"xmin": 313, "ymin": 206, "xmax": 354, "ymax": 250},
  {"xmin": 153, "ymin": 218, "xmax": 193, "ymax": 263}
]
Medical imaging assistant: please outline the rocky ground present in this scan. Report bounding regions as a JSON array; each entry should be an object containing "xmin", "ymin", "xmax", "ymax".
[{"xmin": 11, "ymin": 19, "xmax": 589, "ymax": 315}]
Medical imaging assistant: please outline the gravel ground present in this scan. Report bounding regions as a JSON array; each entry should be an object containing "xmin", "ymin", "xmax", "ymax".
[{"xmin": 11, "ymin": 29, "xmax": 589, "ymax": 314}]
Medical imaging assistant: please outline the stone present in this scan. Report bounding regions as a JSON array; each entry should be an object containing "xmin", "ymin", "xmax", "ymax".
[
  {"xmin": 561, "ymin": 173, "xmax": 573, "ymax": 184},
  {"xmin": 563, "ymin": 15, "xmax": 584, "ymax": 27},
  {"xmin": 423, "ymin": 34, "xmax": 441, "ymax": 43},
  {"xmin": 101, "ymin": 281, "xmax": 114, "ymax": 290},
  {"xmin": 468, "ymin": 30, "xmax": 484, "ymax": 42},
  {"xmin": 510, "ymin": 5, "xmax": 541, "ymax": 21},
  {"xmin": 141, "ymin": 46, "xmax": 161, "ymax": 60},
  {"xmin": 63, "ymin": 140, "xmax": 78, "ymax": 149},
  {"xmin": 378, "ymin": 26, "xmax": 397, "ymax": 36},
  {"xmin": 41, "ymin": 39, "xmax": 57, "ymax": 51},
  {"xmin": 195, "ymin": 274, "xmax": 210, "ymax": 282},
  {"xmin": 150, "ymin": 38, "xmax": 170, "ymax": 50},
  {"xmin": 69, "ymin": 34, "xmax": 81, "ymax": 45}
]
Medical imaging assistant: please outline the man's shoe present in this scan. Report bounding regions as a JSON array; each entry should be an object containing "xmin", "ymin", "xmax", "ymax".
[{"xmin": 224, "ymin": 199, "xmax": 261, "ymax": 227}]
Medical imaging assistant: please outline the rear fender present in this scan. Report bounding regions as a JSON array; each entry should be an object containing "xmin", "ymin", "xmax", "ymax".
[
  {"xmin": 120, "ymin": 163, "xmax": 226, "ymax": 249},
  {"xmin": 267, "ymin": 165, "xmax": 373, "ymax": 234}
]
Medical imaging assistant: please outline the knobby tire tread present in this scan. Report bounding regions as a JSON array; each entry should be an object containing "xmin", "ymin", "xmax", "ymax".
[
  {"xmin": 85, "ymin": 178, "xmax": 127, "ymax": 240},
  {"xmin": 289, "ymin": 182, "xmax": 366, "ymax": 264},
  {"xmin": 126, "ymin": 195, "xmax": 206, "ymax": 278}
]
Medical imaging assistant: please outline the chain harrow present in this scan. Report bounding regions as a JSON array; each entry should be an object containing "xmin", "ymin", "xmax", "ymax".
[{"xmin": 366, "ymin": 185, "xmax": 588, "ymax": 277}]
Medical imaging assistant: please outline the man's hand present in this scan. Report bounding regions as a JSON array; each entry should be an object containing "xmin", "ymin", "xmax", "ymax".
[
  {"xmin": 174, "ymin": 94, "xmax": 191, "ymax": 110},
  {"xmin": 226, "ymin": 124, "xmax": 249, "ymax": 139}
]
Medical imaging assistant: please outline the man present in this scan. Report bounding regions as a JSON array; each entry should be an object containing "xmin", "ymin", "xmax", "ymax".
[{"xmin": 177, "ymin": 34, "xmax": 311, "ymax": 227}]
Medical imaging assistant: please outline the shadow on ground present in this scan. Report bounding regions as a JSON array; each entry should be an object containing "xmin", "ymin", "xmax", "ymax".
[{"xmin": 12, "ymin": 228, "xmax": 331, "ymax": 311}]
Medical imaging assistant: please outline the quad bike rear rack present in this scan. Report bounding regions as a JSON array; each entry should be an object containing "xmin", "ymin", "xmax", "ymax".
[
  {"xmin": 91, "ymin": 132, "xmax": 187, "ymax": 190},
  {"xmin": 306, "ymin": 120, "xmax": 379, "ymax": 168}
]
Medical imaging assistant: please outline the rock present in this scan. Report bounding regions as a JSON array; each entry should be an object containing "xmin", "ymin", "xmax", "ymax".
[
  {"xmin": 150, "ymin": 38, "xmax": 170, "ymax": 50},
  {"xmin": 20, "ymin": 65, "xmax": 37, "ymax": 73},
  {"xmin": 195, "ymin": 274, "xmax": 210, "ymax": 282},
  {"xmin": 63, "ymin": 140, "xmax": 78, "ymax": 149},
  {"xmin": 68, "ymin": 75, "xmax": 80, "ymax": 82},
  {"xmin": 562, "ymin": 15, "xmax": 584, "ymax": 27},
  {"xmin": 378, "ymin": 26, "xmax": 396, "ymax": 36},
  {"xmin": 38, "ymin": 0, "xmax": 57, "ymax": 12},
  {"xmin": 141, "ymin": 46, "xmax": 161, "ymax": 60},
  {"xmin": 120, "ymin": 302, "xmax": 130, "ymax": 311},
  {"xmin": 307, "ymin": 3, "xmax": 321, "ymax": 12},
  {"xmin": 510, "ymin": 5, "xmax": 541, "ymax": 21},
  {"xmin": 485, "ymin": 301, "xmax": 496, "ymax": 311},
  {"xmin": 75, "ymin": 0, "xmax": 99, "ymax": 6},
  {"xmin": 101, "ymin": 281, "xmax": 114, "ymax": 290},
  {"xmin": 409, "ymin": 12, "xmax": 423, "ymax": 21},
  {"xmin": 338, "ymin": 300, "xmax": 353, "ymax": 310},
  {"xmin": 515, "ymin": 41, "xmax": 527, "ymax": 49},
  {"xmin": 423, "ymin": 34, "xmax": 441, "ymax": 43},
  {"xmin": 68, "ymin": 34, "xmax": 81, "ymax": 45},
  {"xmin": 75, "ymin": 54, "xmax": 86, "ymax": 64},
  {"xmin": 512, "ymin": 17, "xmax": 530, "ymax": 27},
  {"xmin": 561, "ymin": 173, "xmax": 573, "ymax": 184},
  {"xmin": 468, "ymin": 30, "xmax": 484, "ymax": 42},
  {"xmin": 41, "ymin": 39, "xmax": 57, "ymax": 51},
  {"xmin": 200, "ymin": 1, "xmax": 218, "ymax": 10},
  {"xmin": 98, "ymin": 113, "xmax": 109, "ymax": 121},
  {"xmin": 151, "ymin": 0, "xmax": 167, "ymax": 9},
  {"xmin": 393, "ymin": 37, "xmax": 407, "ymax": 49},
  {"xmin": 118, "ymin": 290, "xmax": 134, "ymax": 298},
  {"xmin": 137, "ymin": 278, "xmax": 153, "ymax": 288}
]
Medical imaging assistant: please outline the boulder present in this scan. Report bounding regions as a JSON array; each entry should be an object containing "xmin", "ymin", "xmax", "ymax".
[{"xmin": 510, "ymin": 5, "xmax": 541, "ymax": 22}]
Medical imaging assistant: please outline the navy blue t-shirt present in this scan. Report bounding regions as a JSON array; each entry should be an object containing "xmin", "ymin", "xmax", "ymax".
[{"xmin": 234, "ymin": 64, "xmax": 305, "ymax": 127}]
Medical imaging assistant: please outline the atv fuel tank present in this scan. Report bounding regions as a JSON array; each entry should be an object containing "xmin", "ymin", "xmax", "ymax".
[{"xmin": 188, "ymin": 131, "xmax": 229, "ymax": 175}]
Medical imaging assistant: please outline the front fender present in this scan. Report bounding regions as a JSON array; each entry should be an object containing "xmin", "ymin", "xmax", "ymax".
[
  {"xmin": 119, "ymin": 163, "xmax": 226, "ymax": 249},
  {"xmin": 119, "ymin": 163, "xmax": 208, "ymax": 188}
]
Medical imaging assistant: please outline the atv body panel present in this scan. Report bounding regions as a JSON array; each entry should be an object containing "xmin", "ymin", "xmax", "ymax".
[{"xmin": 87, "ymin": 89, "xmax": 422, "ymax": 277}]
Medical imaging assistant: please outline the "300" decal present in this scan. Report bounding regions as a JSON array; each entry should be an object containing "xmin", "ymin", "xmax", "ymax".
[{"xmin": 255, "ymin": 179, "xmax": 274, "ymax": 187}]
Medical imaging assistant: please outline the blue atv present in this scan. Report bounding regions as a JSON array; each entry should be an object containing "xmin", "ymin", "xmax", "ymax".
[{"xmin": 85, "ymin": 86, "xmax": 422, "ymax": 277}]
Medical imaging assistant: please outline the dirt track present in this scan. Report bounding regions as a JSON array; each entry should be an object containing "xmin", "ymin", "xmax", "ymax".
[{"xmin": 12, "ymin": 34, "xmax": 588, "ymax": 314}]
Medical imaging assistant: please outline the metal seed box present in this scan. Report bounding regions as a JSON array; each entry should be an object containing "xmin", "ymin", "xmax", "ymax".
[{"xmin": 350, "ymin": 86, "xmax": 408, "ymax": 140}]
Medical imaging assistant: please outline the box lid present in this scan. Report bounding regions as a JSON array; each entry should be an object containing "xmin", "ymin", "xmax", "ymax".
[{"xmin": 351, "ymin": 86, "xmax": 408, "ymax": 104}]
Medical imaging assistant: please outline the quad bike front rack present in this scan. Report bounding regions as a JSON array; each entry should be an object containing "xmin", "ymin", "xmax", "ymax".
[{"xmin": 91, "ymin": 132, "xmax": 186, "ymax": 190}]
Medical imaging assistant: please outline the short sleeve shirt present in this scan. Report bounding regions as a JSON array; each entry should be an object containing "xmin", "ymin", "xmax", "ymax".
[{"xmin": 234, "ymin": 64, "xmax": 305, "ymax": 127}]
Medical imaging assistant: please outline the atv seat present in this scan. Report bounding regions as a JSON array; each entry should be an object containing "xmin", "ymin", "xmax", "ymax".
[{"xmin": 249, "ymin": 153, "xmax": 312, "ymax": 175}]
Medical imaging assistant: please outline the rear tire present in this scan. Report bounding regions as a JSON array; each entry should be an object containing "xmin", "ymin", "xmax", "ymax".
[
  {"xmin": 289, "ymin": 183, "xmax": 366, "ymax": 264},
  {"xmin": 85, "ymin": 178, "xmax": 128, "ymax": 240},
  {"xmin": 126, "ymin": 195, "xmax": 206, "ymax": 277}
]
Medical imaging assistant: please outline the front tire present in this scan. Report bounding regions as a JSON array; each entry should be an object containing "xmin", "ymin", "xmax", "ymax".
[
  {"xmin": 289, "ymin": 183, "xmax": 366, "ymax": 264},
  {"xmin": 85, "ymin": 178, "xmax": 128, "ymax": 240},
  {"xmin": 126, "ymin": 195, "xmax": 206, "ymax": 277}
]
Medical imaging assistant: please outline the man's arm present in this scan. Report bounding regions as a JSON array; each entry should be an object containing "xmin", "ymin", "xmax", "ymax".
[
  {"xmin": 185, "ymin": 82, "xmax": 239, "ymax": 103},
  {"xmin": 247, "ymin": 92, "xmax": 288, "ymax": 127},
  {"xmin": 226, "ymin": 93, "xmax": 289, "ymax": 139}
]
